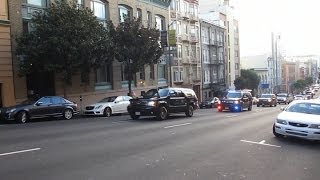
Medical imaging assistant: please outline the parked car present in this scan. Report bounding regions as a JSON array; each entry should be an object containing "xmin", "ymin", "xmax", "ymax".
[
  {"xmin": 127, "ymin": 88, "xmax": 198, "ymax": 120},
  {"xmin": 257, "ymin": 94, "xmax": 277, "ymax": 107},
  {"xmin": 273, "ymin": 100, "xmax": 320, "ymax": 140},
  {"xmin": 84, "ymin": 96, "xmax": 132, "ymax": 117},
  {"xmin": 0, "ymin": 96, "xmax": 78, "ymax": 123},
  {"xmin": 200, "ymin": 97, "xmax": 220, "ymax": 108},
  {"xmin": 252, "ymin": 97, "xmax": 259, "ymax": 105},
  {"xmin": 217, "ymin": 90, "xmax": 253, "ymax": 112}
]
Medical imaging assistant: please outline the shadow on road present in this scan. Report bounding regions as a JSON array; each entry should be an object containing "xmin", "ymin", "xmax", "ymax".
[{"xmin": 273, "ymin": 136, "xmax": 320, "ymax": 147}]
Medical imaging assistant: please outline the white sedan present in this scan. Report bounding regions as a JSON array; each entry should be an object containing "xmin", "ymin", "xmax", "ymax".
[
  {"xmin": 84, "ymin": 96, "xmax": 132, "ymax": 117},
  {"xmin": 273, "ymin": 100, "xmax": 320, "ymax": 140}
]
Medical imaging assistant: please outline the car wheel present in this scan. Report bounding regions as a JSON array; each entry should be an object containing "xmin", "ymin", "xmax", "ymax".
[
  {"xmin": 257, "ymin": 104, "xmax": 260, "ymax": 107},
  {"xmin": 157, "ymin": 106, "xmax": 168, "ymax": 120},
  {"xmin": 130, "ymin": 113, "xmax": 140, "ymax": 120},
  {"xmin": 273, "ymin": 124, "xmax": 284, "ymax": 138},
  {"xmin": 248, "ymin": 105, "xmax": 252, "ymax": 111},
  {"xmin": 275, "ymin": 103, "xmax": 277, "ymax": 107},
  {"xmin": 64, "ymin": 109, "xmax": 73, "ymax": 120},
  {"xmin": 185, "ymin": 105, "xmax": 194, "ymax": 117},
  {"xmin": 16, "ymin": 111, "xmax": 28, "ymax": 124},
  {"xmin": 103, "ymin": 107, "xmax": 112, "ymax": 117},
  {"xmin": 270, "ymin": 104, "xmax": 272, "ymax": 107}
]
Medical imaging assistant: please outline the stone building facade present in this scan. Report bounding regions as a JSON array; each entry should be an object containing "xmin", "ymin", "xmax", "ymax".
[
  {"xmin": 8, "ymin": 0, "xmax": 170, "ymax": 107},
  {"xmin": 0, "ymin": 0, "xmax": 15, "ymax": 107}
]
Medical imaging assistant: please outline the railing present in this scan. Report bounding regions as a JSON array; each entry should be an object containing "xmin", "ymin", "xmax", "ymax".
[
  {"xmin": 189, "ymin": 35, "xmax": 199, "ymax": 43},
  {"xmin": 181, "ymin": 34, "xmax": 189, "ymax": 42}
]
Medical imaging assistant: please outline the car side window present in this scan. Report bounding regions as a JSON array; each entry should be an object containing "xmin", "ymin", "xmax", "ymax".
[
  {"xmin": 52, "ymin": 97, "xmax": 63, "ymax": 104},
  {"xmin": 123, "ymin": 96, "xmax": 131, "ymax": 101},
  {"xmin": 169, "ymin": 90, "xmax": 177, "ymax": 97},
  {"xmin": 176, "ymin": 90, "xmax": 185, "ymax": 97},
  {"xmin": 38, "ymin": 97, "xmax": 51, "ymax": 105},
  {"xmin": 115, "ymin": 96, "xmax": 123, "ymax": 102}
]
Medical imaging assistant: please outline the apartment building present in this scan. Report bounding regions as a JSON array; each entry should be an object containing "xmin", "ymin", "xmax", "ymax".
[
  {"xmin": 0, "ymin": 0, "xmax": 15, "ymax": 107},
  {"xmin": 281, "ymin": 62, "xmax": 296, "ymax": 93},
  {"xmin": 199, "ymin": 0, "xmax": 240, "ymax": 90},
  {"xmin": 200, "ymin": 19, "xmax": 226, "ymax": 99},
  {"xmin": 169, "ymin": 0, "xmax": 201, "ymax": 99},
  {"xmin": 8, "ymin": 0, "xmax": 170, "ymax": 106}
]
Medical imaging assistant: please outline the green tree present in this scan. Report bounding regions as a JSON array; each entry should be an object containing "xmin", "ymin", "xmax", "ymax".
[
  {"xmin": 114, "ymin": 17, "xmax": 163, "ymax": 95},
  {"xmin": 291, "ymin": 79, "xmax": 307, "ymax": 93},
  {"xmin": 16, "ymin": 0, "xmax": 114, "ymax": 97},
  {"xmin": 305, "ymin": 76, "xmax": 313, "ymax": 86},
  {"xmin": 234, "ymin": 69, "xmax": 260, "ymax": 91}
]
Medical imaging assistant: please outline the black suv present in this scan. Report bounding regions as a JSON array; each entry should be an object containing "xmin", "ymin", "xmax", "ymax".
[
  {"xmin": 127, "ymin": 88, "xmax": 198, "ymax": 120},
  {"xmin": 218, "ymin": 90, "xmax": 253, "ymax": 112}
]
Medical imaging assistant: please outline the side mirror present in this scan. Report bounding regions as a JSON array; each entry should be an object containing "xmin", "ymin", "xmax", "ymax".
[
  {"xmin": 280, "ymin": 107, "xmax": 285, "ymax": 111},
  {"xmin": 36, "ymin": 102, "xmax": 43, "ymax": 106}
]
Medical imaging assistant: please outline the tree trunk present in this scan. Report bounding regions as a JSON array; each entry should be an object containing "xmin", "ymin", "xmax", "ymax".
[{"xmin": 128, "ymin": 64, "xmax": 132, "ymax": 96}]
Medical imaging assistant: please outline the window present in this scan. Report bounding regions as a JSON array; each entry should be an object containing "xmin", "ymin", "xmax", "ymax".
[
  {"xmin": 185, "ymin": 45, "xmax": 189, "ymax": 57},
  {"xmin": 26, "ymin": 0, "xmax": 47, "ymax": 7},
  {"xmin": 204, "ymin": 70, "xmax": 210, "ymax": 84},
  {"xmin": 158, "ymin": 65, "xmax": 166, "ymax": 79},
  {"xmin": 52, "ymin": 97, "xmax": 63, "ymax": 104},
  {"xmin": 235, "ymin": 50, "xmax": 239, "ymax": 57},
  {"xmin": 173, "ymin": 68, "xmax": 183, "ymax": 82},
  {"xmin": 155, "ymin": 15, "xmax": 165, "ymax": 30},
  {"xmin": 91, "ymin": 0, "xmax": 107, "ymax": 26},
  {"xmin": 189, "ymin": 4, "xmax": 194, "ymax": 15},
  {"xmin": 147, "ymin": 11, "xmax": 152, "ymax": 27},
  {"xmin": 121, "ymin": 64, "xmax": 129, "ymax": 81},
  {"xmin": 177, "ymin": 21, "xmax": 181, "ymax": 35},
  {"xmin": 139, "ymin": 66, "xmax": 145, "ymax": 80},
  {"xmin": 137, "ymin": 8, "xmax": 142, "ymax": 19},
  {"xmin": 211, "ymin": 30, "xmax": 215, "ymax": 42},
  {"xmin": 150, "ymin": 64, "xmax": 155, "ymax": 80},
  {"xmin": 37, "ymin": 97, "xmax": 51, "ymax": 105},
  {"xmin": 235, "ymin": 63, "xmax": 239, "ymax": 70},
  {"xmin": 178, "ymin": 45, "xmax": 182, "ymax": 58},
  {"xmin": 191, "ymin": 45, "xmax": 196, "ymax": 58},
  {"xmin": 119, "ymin": 5, "xmax": 130, "ymax": 22},
  {"xmin": 96, "ymin": 65, "xmax": 112, "ymax": 83},
  {"xmin": 183, "ymin": 24, "xmax": 188, "ymax": 34},
  {"xmin": 77, "ymin": 0, "xmax": 83, "ymax": 6}
]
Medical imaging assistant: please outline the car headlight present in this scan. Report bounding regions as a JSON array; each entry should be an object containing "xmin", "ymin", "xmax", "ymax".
[
  {"xmin": 147, "ymin": 101, "xmax": 156, "ymax": 106},
  {"xmin": 268, "ymin": 99, "xmax": 272, "ymax": 102},
  {"xmin": 6, "ymin": 108, "xmax": 16, "ymax": 113},
  {"xmin": 95, "ymin": 105, "xmax": 103, "ymax": 109},
  {"xmin": 276, "ymin": 119, "xmax": 287, "ymax": 125},
  {"xmin": 309, "ymin": 124, "xmax": 320, "ymax": 129},
  {"xmin": 234, "ymin": 100, "xmax": 239, "ymax": 104}
]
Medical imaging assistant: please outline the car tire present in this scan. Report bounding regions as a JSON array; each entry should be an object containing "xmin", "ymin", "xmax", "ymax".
[
  {"xmin": 275, "ymin": 103, "xmax": 277, "ymax": 107},
  {"xmin": 185, "ymin": 105, "xmax": 194, "ymax": 117},
  {"xmin": 273, "ymin": 124, "xmax": 284, "ymax": 138},
  {"xmin": 16, "ymin": 111, "xmax": 28, "ymax": 124},
  {"xmin": 130, "ymin": 113, "xmax": 140, "ymax": 120},
  {"xmin": 248, "ymin": 105, "xmax": 252, "ymax": 111},
  {"xmin": 157, "ymin": 106, "xmax": 168, "ymax": 120},
  {"xmin": 103, "ymin": 107, "xmax": 112, "ymax": 117},
  {"xmin": 257, "ymin": 104, "xmax": 260, "ymax": 107},
  {"xmin": 63, "ymin": 109, "xmax": 73, "ymax": 120}
]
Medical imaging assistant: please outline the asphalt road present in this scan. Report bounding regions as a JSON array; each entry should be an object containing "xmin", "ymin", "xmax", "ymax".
[{"xmin": 0, "ymin": 105, "xmax": 319, "ymax": 180}]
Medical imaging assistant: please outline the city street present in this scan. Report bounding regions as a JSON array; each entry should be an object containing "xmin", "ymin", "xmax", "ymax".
[{"xmin": 0, "ymin": 106, "xmax": 319, "ymax": 180}]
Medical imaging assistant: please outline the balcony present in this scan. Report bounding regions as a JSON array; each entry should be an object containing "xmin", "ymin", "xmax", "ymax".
[
  {"xmin": 215, "ymin": 41, "xmax": 224, "ymax": 47},
  {"xmin": 181, "ymin": 34, "xmax": 189, "ymax": 42},
  {"xmin": 189, "ymin": 14, "xmax": 199, "ymax": 23},
  {"xmin": 181, "ymin": 12, "xmax": 189, "ymax": 20},
  {"xmin": 22, "ymin": 4, "xmax": 45, "ymax": 19},
  {"xmin": 182, "ymin": 57, "xmax": 191, "ymax": 64},
  {"xmin": 189, "ymin": 35, "xmax": 199, "ymax": 43},
  {"xmin": 210, "ymin": 39, "xmax": 217, "ymax": 46},
  {"xmin": 170, "ymin": 11, "xmax": 180, "ymax": 20}
]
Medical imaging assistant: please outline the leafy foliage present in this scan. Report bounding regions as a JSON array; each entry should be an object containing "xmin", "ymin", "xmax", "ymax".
[
  {"xmin": 113, "ymin": 17, "xmax": 163, "ymax": 94},
  {"xmin": 16, "ymin": 0, "xmax": 114, "ymax": 85},
  {"xmin": 234, "ymin": 69, "xmax": 260, "ymax": 90},
  {"xmin": 305, "ymin": 77, "xmax": 313, "ymax": 86}
]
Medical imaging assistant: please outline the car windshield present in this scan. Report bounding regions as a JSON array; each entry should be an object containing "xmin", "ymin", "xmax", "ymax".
[
  {"xmin": 261, "ymin": 94, "xmax": 272, "ymax": 98},
  {"xmin": 286, "ymin": 103, "xmax": 320, "ymax": 115},
  {"xmin": 227, "ymin": 92, "xmax": 241, "ymax": 98},
  {"xmin": 144, "ymin": 89, "xmax": 169, "ymax": 98},
  {"xmin": 98, "ymin": 96, "xmax": 117, "ymax": 103},
  {"xmin": 277, "ymin": 94, "xmax": 287, "ymax": 97}
]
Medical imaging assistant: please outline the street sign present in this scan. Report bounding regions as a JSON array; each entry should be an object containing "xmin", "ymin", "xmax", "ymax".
[
  {"xmin": 168, "ymin": 30, "xmax": 176, "ymax": 46},
  {"xmin": 261, "ymin": 84, "xmax": 269, "ymax": 89},
  {"xmin": 160, "ymin": 31, "xmax": 168, "ymax": 47}
]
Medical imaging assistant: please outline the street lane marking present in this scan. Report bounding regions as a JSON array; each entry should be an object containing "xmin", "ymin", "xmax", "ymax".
[
  {"xmin": 164, "ymin": 123, "xmax": 192, "ymax": 129},
  {"xmin": 0, "ymin": 148, "xmax": 41, "ymax": 157},
  {"xmin": 240, "ymin": 140, "xmax": 281, "ymax": 148},
  {"xmin": 226, "ymin": 115, "xmax": 238, "ymax": 118}
]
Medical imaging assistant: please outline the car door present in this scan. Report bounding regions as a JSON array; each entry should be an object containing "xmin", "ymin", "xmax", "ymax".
[
  {"xmin": 50, "ymin": 97, "xmax": 65, "ymax": 116},
  {"xmin": 112, "ymin": 96, "xmax": 123, "ymax": 113},
  {"xmin": 30, "ymin": 97, "xmax": 52, "ymax": 118},
  {"xmin": 168, "ymin": 90, "xmax": 186, "ymax": 112},
  {"xmin": 121, "ymin": 96, "xmax": 132, "ymax": 113}
]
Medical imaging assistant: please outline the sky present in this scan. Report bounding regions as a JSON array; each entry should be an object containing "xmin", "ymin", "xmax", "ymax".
[{"xmin": 236, "ymin": 0, "xmax": 320, "ymax": 57}]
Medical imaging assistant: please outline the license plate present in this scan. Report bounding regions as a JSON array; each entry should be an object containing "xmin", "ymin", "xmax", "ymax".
[
  {"xmin": 135, "ymin": 112, "xmax": 141, "ymax": 115},
  {"xmin": 225, "ymin": 107, "xmax": 229, "ymax": 110}
]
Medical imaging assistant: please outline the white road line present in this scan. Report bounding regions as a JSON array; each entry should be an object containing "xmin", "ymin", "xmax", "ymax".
[
  {"xmin": 164, "ymin": 123, "xmax": 192, "ymax": 129},
  {"xmin": 259, "ymin": 140, "xmax": 266, "ymax": 144},
  {"xmin": 240, "ymin": 140, "xmax": 281, "ymax": 148},
  {"xmin": 0, "ymin": 148, "xmax": 41, "ymax": 157},
  {"xmin": 226, "ymin": 115, "xmax": 238, "ymax": 118}
]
